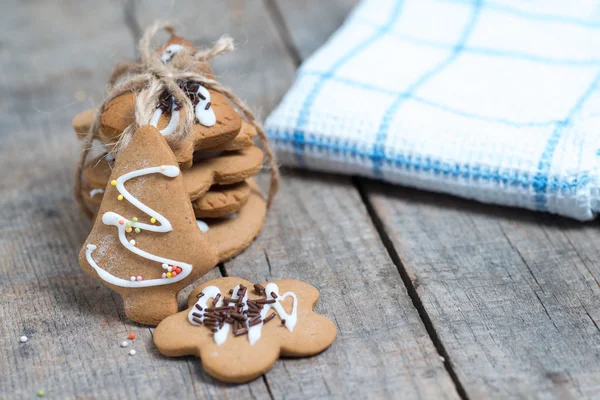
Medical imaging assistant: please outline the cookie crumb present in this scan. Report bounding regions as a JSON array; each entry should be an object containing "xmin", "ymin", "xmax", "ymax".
[
  {"xmin": 20, "ymin": 336, "xmax": 28, "ymax": 343},
  {"xmin": 129, "ymin": 349, "xmax": 136, "ymax": 356},
  {"xmin": 120, "ymin": 341, "xmax": 128, "ymax": 348}
]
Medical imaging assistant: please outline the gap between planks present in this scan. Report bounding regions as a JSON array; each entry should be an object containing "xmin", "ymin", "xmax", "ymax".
[{"xmin": 263, "ymin": 1, "xmax": 470, "ymax": 397}]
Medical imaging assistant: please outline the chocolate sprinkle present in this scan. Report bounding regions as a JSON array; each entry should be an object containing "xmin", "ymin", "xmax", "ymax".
[
  {"xmin": 192, "ymin": 283, "xmax": 294, "ymax": 340},
  {"xmin": 158, "ymin": 79, "xmax": 213, "ymax": 115},
  {"xmin": 212, "ymin": 293, "xmax": 221, "ymax": 307},
  {"xmin": 196, "ymin": 292, "xmax": 204, "ymax": 299},
  {"xmin": 255, "ymin": 299, "xmax": 276, "ymax": 305},
  {"xmin": 234, "ymin": 327, "xmax": 248, "ymax": 336},
  {"xmin": 263, "ymin": 312, "xmax": 277, "ymax": 324},
  {"xmin": 253, "ymin": 283, "xmax": 266, "ymax": 294}
]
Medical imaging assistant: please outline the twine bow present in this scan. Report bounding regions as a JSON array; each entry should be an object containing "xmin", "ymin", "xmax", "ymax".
[{"xmin": 75, "ymin": 21, "xmax": 279, "ymax": 219}]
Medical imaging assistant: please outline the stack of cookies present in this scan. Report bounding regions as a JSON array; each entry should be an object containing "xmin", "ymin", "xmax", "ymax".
[{"xmin": 72, "ymin": 36, "xmax": 267, "ymax": 263}]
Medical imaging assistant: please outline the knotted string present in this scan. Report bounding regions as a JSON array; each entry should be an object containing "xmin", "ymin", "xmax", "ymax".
[{"xmin": 75, "ymin": 20, "xmax": 280, "ymax": 219}]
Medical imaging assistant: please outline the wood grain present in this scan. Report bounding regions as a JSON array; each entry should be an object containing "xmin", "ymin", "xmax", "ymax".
[
  {"xmin": 366, "ymin": 183, "xmax": 600, "ymax": 399},
  {"xmin": 226, "ymin": 173, "xmax": 459, "ymax": 399},
  {"xmin": 272, "ymin": 1, "xmax": 600, "ymax": 398},
  {"xmin": 136, "ymin": 0, "xmax": 296, "ymax": 115},
  {"xmin": 0, "ymin": 0, "xmax": 276, "ymax": 398},
  {"xmin": 137, "ymin": 0, "xmax": 458, "ymax": 397},
  {"xmin": 0, "ymin": 0, "xmax": 462, "ymax": 399},
  {"xmin": 270, "ymin": 0, "xmax": 359, "ymax": 62}
]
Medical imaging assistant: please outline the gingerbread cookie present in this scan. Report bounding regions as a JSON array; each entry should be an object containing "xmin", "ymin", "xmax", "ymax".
[
  {"xmin": 72, "ymin": 108, "xmax": 96, "ymax": 139},
  {"xmin": 200, "ymin": 180, "xmax": 266, "ymax": 262},
  {"xmin": 81, "ymin": 180, "xmax": 265, "ymax": 264},
  {"xmin": 204, "ymin": 120, "xmax": 256, "ymax": 152},
  {"xmin": 72, "ymin": 109, "xmax": 255, "ymax": 153},
  {"xmin": 78, "ymin": 125, "xmax": 219, "ymax": 326},
  {"xmin": 154, "ymin": 277, "xmax": 336, "ymax": 383},
  {"xmin": 192, "ymin": 180, "xmax": 251, "ymax": 218},
  {"xmin": 100, "ymin": 91, "xmax": 241, "ymax": 157},
  {"xmin": 81, "ymin": 182, "xmax": 104, "ymax": 209},
  {"xmin": 83, "ymin": 146, "xmax": 263, "ymax": 201},
  {"xmin": 82, "ymin": 179, "xmax": 250, "ymax": 219},
  {"xmin": 185, "ymin": 146, "xmax": 263, "ymax": 200}
]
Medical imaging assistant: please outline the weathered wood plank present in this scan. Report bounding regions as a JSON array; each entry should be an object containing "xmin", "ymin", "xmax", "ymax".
[
  {"xmin": 1, "ymin": 0, "xmax": 459, "ymax": 399},
  {"xmin": 270, "ymin": 0, "xmax": 359, "ymax": 61},
  {"xmin": 136, "ymin": 0, "xmax": 295, "ymax": 114},
  {"xmin": 137, "ymin": 1, "xmax": 459, "ymax": 398},
  {"xmin": 0, "ymin": 0, "xmax": 282, "ymax": 398},
  {"xmin": 223, "ymin": 173, "xmax": 459, "ymax": 399},
  {"xmin": 272, "ymin": 1, "xmax": 600, "ymax": 397},
  {"xmin": 366, "ymin": 183, "xmax": 600, "ymax": 399},
  {"xmin": 134, "ymin": 0, "xmax": 298, "ymax": 397}
]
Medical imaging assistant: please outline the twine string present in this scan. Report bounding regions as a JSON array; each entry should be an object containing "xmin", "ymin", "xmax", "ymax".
[{"xmin": 75, "ymin": 20, "xmax": 279, "ymax": 219}]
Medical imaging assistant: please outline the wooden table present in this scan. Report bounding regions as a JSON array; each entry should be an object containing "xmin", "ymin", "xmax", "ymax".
[{"xmin": 3, "ymin": 1, "xmax": 600, "ymax": 398}]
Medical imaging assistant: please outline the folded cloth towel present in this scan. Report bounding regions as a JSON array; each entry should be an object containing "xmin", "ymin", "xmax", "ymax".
[{"xmin": 265, "ymin": 0, "xmax": 600, "ymax": 220}]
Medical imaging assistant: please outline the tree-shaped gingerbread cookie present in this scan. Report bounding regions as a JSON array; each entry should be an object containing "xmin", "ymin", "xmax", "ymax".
[{"xmin": 78, "ymin": 125, "xmax": 219, "ymax": 325}]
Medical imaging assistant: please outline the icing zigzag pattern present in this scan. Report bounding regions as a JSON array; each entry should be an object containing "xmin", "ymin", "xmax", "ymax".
[{"xmin": 86, "ymin": 165, "xmax": 193, "ymax": 288}]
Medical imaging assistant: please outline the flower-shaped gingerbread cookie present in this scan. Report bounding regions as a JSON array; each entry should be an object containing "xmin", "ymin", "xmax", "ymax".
[{"xmin": 154, "ymin": 277, "xmax": 336, "ymax": 383}]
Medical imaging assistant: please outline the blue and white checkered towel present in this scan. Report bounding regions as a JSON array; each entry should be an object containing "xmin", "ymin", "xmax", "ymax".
[{"xmin": 265, "ymin": 0, "xmax": 600, "ymax": 220}]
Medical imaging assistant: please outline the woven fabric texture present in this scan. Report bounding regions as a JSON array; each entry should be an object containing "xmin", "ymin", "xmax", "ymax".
[{"xmin": 266, "ymin": 0, "xmax": 600, "ymax": 220}]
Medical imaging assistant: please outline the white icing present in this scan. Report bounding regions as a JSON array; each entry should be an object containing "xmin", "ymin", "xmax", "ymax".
[
  {"xmin": 188, "ymin": 283, "xmax": 298, "ymax": 346},
  {"xmin": 90, "ymin": 188, "xmax": 104, "ymax": 198},
  {"xmin": 196, "ymin": 220, "xmax": 209, "ymax": 233},
  {"xmin": 195, "ymin": 85, "xmax": 216, "ymax": 127},
  {"xmin": 150, "ymin": 98, "xmax": 180, "ymax": 137},
  {"xmin": 86, "ymin": 165, "xmax": 193, "ymax": 288},
  {"xmin": 161, "ymin": 44, "xmax": 186, "ymax": 63},
  {"xmin": 157, "ymin": 44, "xmax": 217, "ymax": 129}
]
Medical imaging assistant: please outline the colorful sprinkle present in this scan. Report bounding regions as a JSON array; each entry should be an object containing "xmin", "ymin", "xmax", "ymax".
[
  {"xmin": 162, "ymin": 263, "xmax": 168, "ymax": 269},
  {"xmin": 126, "ymin": 226, "xmax": 132, "ymax": 233},
  {"xmin": 135, "ymin": 228, "xmax": 141, "ymax": 233},
  {"xmin": 110, "ymin": 180, "xmax": 117, "ymax": 186},
  {"xmin": 130, "ymin": 276, "xmax": 135, "ymax": 282},
  {"xmin": 167, "ymin": 266, "xmax": 172, "ymax": 272},
  {"xmin": 160, "ymin": 165, "xmax": 166, "ymax": 171},
  {"xmin": 171, "ymin": 271, "xmax": 178, "ymax": 277},
  {"xmin": 37, "ymin": 390, "xmax": 45, "ymax": 397},
  {"xmin": 162, "ymin": 273, "xmax": 167, "ymax": 279},
  {"xmin": 130, "ymin": 240, "xmax": 136, "ymax": 245},
  {"xmin": 136, "ymin": 276, "xmax": 142, "ymax": 282},
  {"xmin": 128, "ymin": 332, "xmax": 136, "ymax": 340},
  {"xmin": 129, "ymin": 349, "xmax": 136, "ymax": 356},
  {"xmin": 117, "ymin": 194, "xmax": 124, "ymax": 201},
  {"xmin": 166, "ymin": 272, "xmax": 172, "ymax": 278},
  {"xmin": 175, "ymin": 267, "xmax": 182, "ymax": 274},
  {"xmin": 132, "ymin": 217, "xmax": 138, "ymax": 222},
  {"xmin": 20, "ymin": 335, "xmax": 28, "ymax": 343},
  {"xmin": 120, "ymin": 341, "xmax": 128, "ymax": 348},
  {"xmin": 150, "ymin": 218, "xmax": 156, "ymax": 224},
  {"xmin": 119, "ymin": 219, "xmax": 125, "ymax": 225},
  {"xmin": 126, "ymin": 222, "xmax": 132, "ymax": 228}
]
